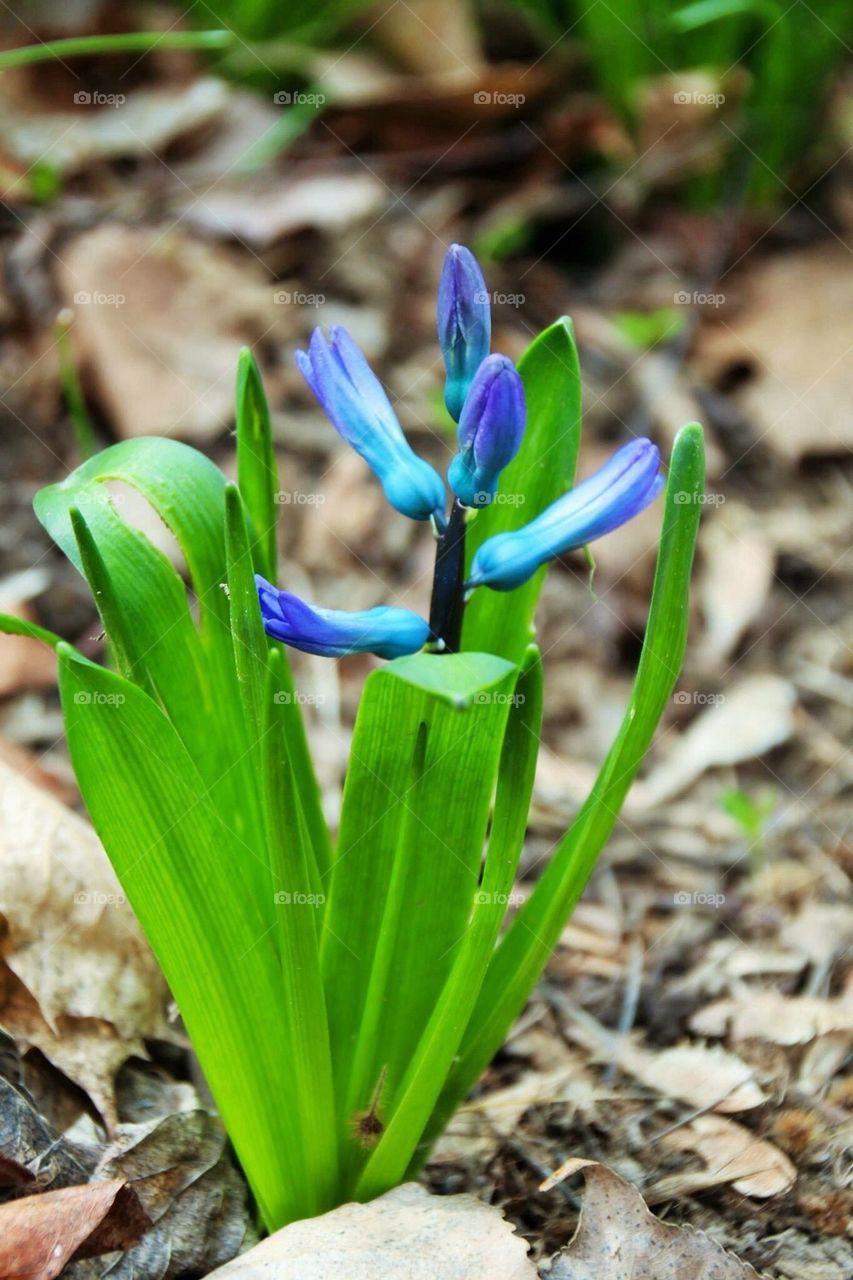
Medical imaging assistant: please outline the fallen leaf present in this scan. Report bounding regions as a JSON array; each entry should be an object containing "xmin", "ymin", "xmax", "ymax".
[
  {"xmin": 780, "ymin": 902, "xmax": 853, "ymax": 971},
  {"xmin": 658, "ymin": 1114, "xmax": 796, "ymax": 1198},
  {"xmin": 697, "ymin": 512, "xmax": 775, "ymax": 669},
  {"xmin": 1, "ymin": 79, "xmax": 229, "ymax": 175},
  {"xmin": 694, "ymin": 244, "xmax": 853, "ymax": 461},
  {"xmin": 181, "ymin": 173, "xmax": 386, "ymax": 248},
  {"xmin": 55, "ymin": 225, "xmax": 287, "ymax": 442},
  {"xmin": 635, "ymin": 675, "xmax": 797, "ymax": 808},
  {"xmin": 540, "ymin": 1160, "xmax": 766, "ymax": 1278},
  {"xmin": 0, "ymin": 760, "xmax": 172, "ymax": 1122},
  {"xmin": 0, "ymin": 1028, "xmax": 94, "ymax": 1191},
  {"xmin": 206, "ymin": 1182, "xmax": 535, "ymax": 1280},
  {"xmin": 433, "ymin": 1059, "xmax": 610, "ymax": 1163},
  {"xmin": 0, "ymin": 1179, "xmax": 149, "ymax": 1278},
  {"xmin": 93, "ymin": 1109, "xmax": 257, "ymax": 1277},
  {"xmin": 616, "ymin": 1042, "xmax": 767, "ymax": 1113},
  {"xmin": 565, "ymin": 1010, "xmax": 766, "ymax": 1112},
  {"xmin": 691, "ymin": 990, "xmax": 853, "ymax": 1046}
]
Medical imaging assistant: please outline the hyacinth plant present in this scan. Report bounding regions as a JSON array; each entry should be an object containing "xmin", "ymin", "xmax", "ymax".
[{"xmin": 1, "ymin": 245, "xmax": 704, "ymax": 1231}]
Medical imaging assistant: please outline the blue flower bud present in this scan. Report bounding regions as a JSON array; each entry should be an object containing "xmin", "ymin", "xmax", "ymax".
[
  {"xmin": 448, "ymin": 354, "xmax": 525, "ymax": 508},
  {"xmin": 437, "ymin": 244, "xmax": 491, "ymax": 422},
  {"xmin": 256, "ymin": 577, "xmax": 430, "ymax": 659},
  {"xmin": 296, "ymin": 326, "xmax": 446, "ymax": 523},
  {"xmin": 468, "ymin": 438, "xmax": 664, "ymax": 592}
]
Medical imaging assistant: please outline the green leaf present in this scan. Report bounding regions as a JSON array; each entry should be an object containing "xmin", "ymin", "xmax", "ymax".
[
  {"xmin": 462, "ymin": 317, "xmax": 582, "ymax": 664},
  {"xmin": 320, "ymin": 650, "xmax": 518, "ymax": 1191},
  {"xmin": 56, "ymin": 644, "xmax": 334, "ymax": 1229},
  {"xmin": 0, "ymin": 613, "xmax": 64, "ymax": 648},
  {"xmin": 34, "ymin": 437, "xmax": 324, "ymax": 863},
  {"xmin": 430, "ymin": 423, "xmax": 705, "ymax": 1133},
  {"xmin": 235, "ymin": 348, "xmax": 279, "ymax": 582},
  {"xmin": 355, "ymin": 647, "xmax": 544, "ymax": 1199}
]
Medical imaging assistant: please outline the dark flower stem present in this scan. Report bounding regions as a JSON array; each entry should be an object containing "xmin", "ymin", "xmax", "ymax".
[{"xmin": 429, "ymin": 500, "xmax": 467, "ymax": 654}]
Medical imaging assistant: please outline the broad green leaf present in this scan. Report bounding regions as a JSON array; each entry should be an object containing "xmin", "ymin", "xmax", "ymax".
[
  {"xmin": 429, "ymin": 423, "xmax": 705, "ymax": 1136},
  {"xmin": 462, "ymin": 317, "xmax": 582, "ymax": 664},
  {"xmin": 321, "ymin": 650, "xmax": 517, "ymax": 1191},
  {"xmin": 56, "ymin": 644, "xmax": 336, "ymax": 1229},
  {"xmin": 35, "ymin": 438, "xmax": 324, "ymax": 868},
  {"xmin": 235, "ymin": 348, "xmax": 279, "ymax": 583},
  {"xmin": 356, "ymin": 647, "xmax": 544, "ymax": 1199},
  {"xmin": 262, "ymin": 653, "xmax": 339, "ymax": 1199}
]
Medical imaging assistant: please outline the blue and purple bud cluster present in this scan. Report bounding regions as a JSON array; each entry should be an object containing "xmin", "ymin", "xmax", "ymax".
[{"xmin": 257, "ymin": 246, "xmax": 664, "ymax": 659}]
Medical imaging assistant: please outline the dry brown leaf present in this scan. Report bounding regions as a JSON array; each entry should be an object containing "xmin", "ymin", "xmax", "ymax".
[
  {"xmin": 1, "ymin": 79, "xmax": 229, "ymax": 175},
  {"xmin": 55, "ymin": 225, "xmax": 287, "ymax": 442},
  {"xmin": 206, "ymin": 1182, "xmax": 536, "ymax": 1280},
  {"xmin": 659, "ymin": 1114, "xmax": 796, "ymax": 1198},
  {"xmin": 616, "ymin": 1041, "xmax": 767, "ymax": 1112},
  {"xmin": 94, "ymin": 1108, "xmax": 257, "ymax": 1275},
  {"xmin": 691, "ymin": 989, "xmax": 853, "ymax": 1046},
  {"xmin": 635, "ymin": 675, "xmax": 797, "ymax": 809},
  {"xmin": 540, "ymin": 1159, "xmax": 767, "ymax": 1279},
  {"xmin": 0, "ymin": 760, "xmax": 172, "ymax": 1120},
  {"xmin": 694, "ymin": 244, "xmax": 853, "ymax": 461},
  {"xmin": 697, "ymin": 513, "xmax": 775, "ymax": 669},
  {"xmin": 565, "ymin": 1008, "xmax": 766, "ymax": 1111},
  {"xmin": 181, "ymin": 173, "xmax": 386, "ymax": 248},
  {"xmin": 0, "ymin": 1179, "xmax": 150, "ymax": 1279},
  {"xmin": 434, "ymin": 1060, "xmax": 609, "ymax": 1163},
  {"xmin": 780, "ymin": 902, "xmax": 853, "ymax": 970}
]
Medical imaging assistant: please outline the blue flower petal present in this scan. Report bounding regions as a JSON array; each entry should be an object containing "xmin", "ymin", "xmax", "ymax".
[
  {"xmin": 256, "ymin": 577, "xmax": 430, "ymax": 659},
  {"xmin": 468, "ymin": 438, "xmax": 664, "ymax": 591},
  {"xmin": 296, "ymin": 326, "xmax": 446, "ymax": 522}
]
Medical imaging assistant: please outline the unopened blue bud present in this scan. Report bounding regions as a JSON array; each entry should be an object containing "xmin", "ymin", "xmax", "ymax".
[
  {"xmin": 437, "ymin": 244, "xmax": 491, "ymax": 422},
  {"xmin": 296, "ymin": 326, "xmax": 445, "ymax": 523},
  {"xmin": 256, "ymin": 577, "xmax": 430, "ymax": 659},
  {"xmin": 448, "ymin": 354, "xmax": 526, "ymax": 508},
  {"xmin": 468, "ymin": 439, "xmax": 664, "ymax": 591}
]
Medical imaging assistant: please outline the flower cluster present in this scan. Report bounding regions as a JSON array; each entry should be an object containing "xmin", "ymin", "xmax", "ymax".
[{"xmin": 257, "ymin": 246, "xmax": 663, "ymax": 658}]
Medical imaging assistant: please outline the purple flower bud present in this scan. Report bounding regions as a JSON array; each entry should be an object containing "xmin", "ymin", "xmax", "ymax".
[
  {"xmin": 256, "ymin": 577, "xmax": 430, "ymax": 659},
  {"xmin": 468, "ymin": 439, "xmax": 664, "ymax": 591},
  {"xmin": 448, "ymin": 355, "xmax": 526, "ymax": 508},
  {"xmin": 437, "ymin": 245, "xmax": 491, "ymax": 422}
]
